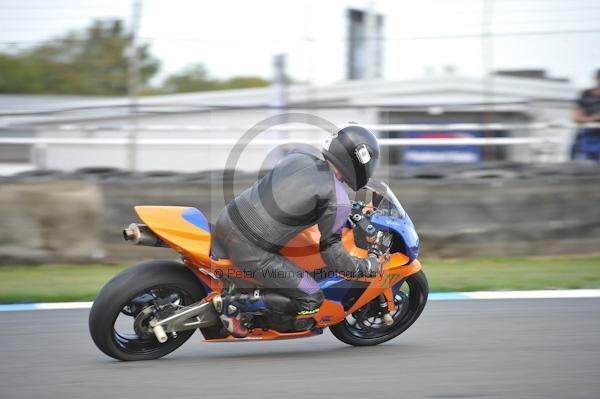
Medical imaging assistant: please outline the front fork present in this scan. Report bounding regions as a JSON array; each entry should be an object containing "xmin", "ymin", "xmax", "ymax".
[{"xmin": 378, "ymin": 293, "xmax": 395, "ymax": 325}]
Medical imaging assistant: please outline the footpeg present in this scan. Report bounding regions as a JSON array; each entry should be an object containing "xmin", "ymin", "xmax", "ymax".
[{"xmin": 212, "ymin": 295, "xmax": 223, "ymax": 313}]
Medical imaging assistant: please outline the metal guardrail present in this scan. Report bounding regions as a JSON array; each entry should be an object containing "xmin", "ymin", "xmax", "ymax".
[
  {"xmin": 3, "ymin": 121, "xmax": 600, "ymax": 132},
  {"xmin": 0, "ymin": 136, "xmax": 561, "ymax": 146},
  {"xmin": 2, "ymin": 122, "xmax": 594, "ymax": 169}
]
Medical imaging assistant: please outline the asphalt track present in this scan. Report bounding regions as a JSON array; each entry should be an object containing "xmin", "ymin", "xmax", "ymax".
[{"xmin": 1, "ymin": 299, "xmax": 599, "ymax": 399}]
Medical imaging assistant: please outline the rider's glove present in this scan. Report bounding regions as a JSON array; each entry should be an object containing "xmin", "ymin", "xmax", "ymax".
[
  {"xmin": 356, "ymin": 253, "xmax": 381, "ymax": 278},
  {"xmin": 367, "ymin": 253, "xmax": 381, "ymax": 276}
]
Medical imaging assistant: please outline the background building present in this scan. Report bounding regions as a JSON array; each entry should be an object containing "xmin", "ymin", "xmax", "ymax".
[{"xmin": 0, "ymin": 71, "xmax": 577, "ymax": 174}]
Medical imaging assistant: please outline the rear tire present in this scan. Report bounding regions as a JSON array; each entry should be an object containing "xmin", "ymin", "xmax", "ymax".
[
  {"xmin": 330, "ymin": 270, "xmax": 428, "ymax": 346},
  {"xmin": 89, "ymin": 260, "xmax": 207, "ymax": 361}
]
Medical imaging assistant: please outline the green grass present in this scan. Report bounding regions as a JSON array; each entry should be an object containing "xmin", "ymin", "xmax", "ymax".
[
  {"xmin": 423, "ymin": 256, "xmax": 600, "ymax": 292},
  {"xmin": 1, "ymin": 256, "xmax": 600, "ymax": 303},
  {"xmin": 0, "ymin": 264, "xmax": 128, "ymax": 304}
]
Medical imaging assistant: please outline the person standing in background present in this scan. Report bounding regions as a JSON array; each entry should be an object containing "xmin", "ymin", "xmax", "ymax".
[{"xmin": 572, "ymin": 69, "xmax": 600, "ymax": 161}]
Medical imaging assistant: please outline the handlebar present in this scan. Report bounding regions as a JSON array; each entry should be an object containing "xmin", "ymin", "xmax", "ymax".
[{"xmin": 349, "ymin": 201, "xmax": 392, "ymax": 258}]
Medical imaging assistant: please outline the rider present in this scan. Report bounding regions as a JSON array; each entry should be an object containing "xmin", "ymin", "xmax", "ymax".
[{"xmin": 213, "ymin": 123, "xmax": 381, "ymax": 337}]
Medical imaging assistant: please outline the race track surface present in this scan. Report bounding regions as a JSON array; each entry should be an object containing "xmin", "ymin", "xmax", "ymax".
[{"xmin": 1, "ymin": 299, "xmax": 599, "ymax": 399}]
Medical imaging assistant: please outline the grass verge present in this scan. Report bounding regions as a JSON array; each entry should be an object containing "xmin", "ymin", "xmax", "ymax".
[{"xmin": 1, "ymin": 256, "xmax": 599, "ymax": 303}]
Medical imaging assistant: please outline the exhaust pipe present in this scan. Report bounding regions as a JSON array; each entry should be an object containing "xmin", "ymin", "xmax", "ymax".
[{"xmin": 122, "ymin": 223, "xmax": 167, "ymax": 247}]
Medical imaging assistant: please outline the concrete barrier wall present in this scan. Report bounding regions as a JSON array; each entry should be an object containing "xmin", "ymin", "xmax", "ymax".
[
  {"xmin": 0, "ymin": 181, "xmax": 104, "ymax": 263},
  {"xmin": 390, "ymin": 177, "xmax": 600, "ymax": 257},
  {"xmin": 1, "ymin": 164, "xmax": 599, "ymax": 264}
]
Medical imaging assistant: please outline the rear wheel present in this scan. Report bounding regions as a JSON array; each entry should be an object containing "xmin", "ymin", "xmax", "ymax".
[
  {"xmin": 330, "ymin": 270, "xmax": 428, "ymax": 346},
  {"xmin": 89, "ymin": 260, "xmax": 207, "ymax": 361}
]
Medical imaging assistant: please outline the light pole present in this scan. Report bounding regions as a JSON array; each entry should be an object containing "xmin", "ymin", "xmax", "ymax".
[{"xmin": 127, "ymin": 0, "xmax": 143, "ymax": 172}]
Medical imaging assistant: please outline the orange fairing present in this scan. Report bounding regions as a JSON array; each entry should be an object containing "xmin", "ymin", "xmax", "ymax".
[
  {"xmin": 280, "ymin": 226, "xmax": 324, "ymax": 271},
  {"xmin": 280, "ymin": 226, "xmax": 367, "ymax": 270},
  {"xmin": 205, "ymin": 328, "xmax": 318, "ymax": 342},
  {"xmin": 136, "ymin": 206, "xmax": 366, "ymax": 273},
  {"xmin": 347, "ymin": 257, "xmax": 422, "ymax": 314},
  {"xmin": 314, "ymin": 299, "xmax": 346, "ymax": 327},
  {"xmin": 135, "ymin": 205, "xmax": 423, "ymax": 338},
  {"xmin": 135, "ymin": 206, "xmax": 246, "ymax": 289},
  {"xmin": 134, "ymin": 206, "xmax": 212, "ymax": 264}
]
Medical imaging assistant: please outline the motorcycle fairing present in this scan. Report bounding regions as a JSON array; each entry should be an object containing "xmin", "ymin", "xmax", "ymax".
[
  {"xmin": 370, "ymin": 213, "xmax": 420, "ymax": 264},
  {"xmin": 135, "ymin": 206, "xmax": 211, "ymax": 260},
  {"xmin": 136, "ymin": 206, "xmax": 226, "ymax": 265},
  {"xmin": 135, "ymin": 205, "xmax": 423, "ymax": 340},
  {"xmin": 181, "ymin": 207, "xmax": 210, "ymax": 232},
  {"xmin": 320, "ymin": 275, "xmax": 370, "ymax": 311}
]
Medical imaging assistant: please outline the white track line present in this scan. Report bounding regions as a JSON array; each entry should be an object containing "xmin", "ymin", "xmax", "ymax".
[
  {"xmin": 465, "ymin": 289, "xmax": 600, "ymax": 300},
  {"xmin": 1, "ymin": 290, "xmax": 600, "ymax": 312}
]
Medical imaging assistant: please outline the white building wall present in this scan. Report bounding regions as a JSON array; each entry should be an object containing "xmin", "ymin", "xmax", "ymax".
[
  {"xmin": 26, "ymin": 75, "xmax": 578, "ymax": 170},
  {"xmin": 41, "ymin": 108, "xmax": 368, "ymax": 172}
]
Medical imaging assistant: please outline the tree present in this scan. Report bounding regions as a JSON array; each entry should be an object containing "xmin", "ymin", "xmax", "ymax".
[
  {"xmin": 0, "ymin": 20, "xmax": 160, "ymax": 95},
  {"xmin": 162, "ymin": 64, "xmax": 220, "ymax": 93},
  {"xmin": 221, "ymin": 76, "xmax": 272, "ymax": 90},
  {"xmin": 161, "ymin": 63, "xmax": 269, "ymax": 94}
]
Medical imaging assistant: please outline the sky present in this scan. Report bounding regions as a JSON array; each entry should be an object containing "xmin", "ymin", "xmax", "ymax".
[{"xmin": 1, "ymin": 0, "xmax": 599, "ymax": 89}]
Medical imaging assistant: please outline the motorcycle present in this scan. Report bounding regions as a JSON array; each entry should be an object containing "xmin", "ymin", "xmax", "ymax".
[{"xmin": 89, "ymin": 180, "xmax": 428, "ymax": 361}]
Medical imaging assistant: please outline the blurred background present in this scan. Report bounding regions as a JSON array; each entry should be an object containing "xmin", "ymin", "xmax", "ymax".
[
  {"xmin": 0, "ymin": 0, "xmax": 599, "ymax": 270},
  {"xmin": 3, "ymin": 3, "xmax": 600, "ymax": 397}
]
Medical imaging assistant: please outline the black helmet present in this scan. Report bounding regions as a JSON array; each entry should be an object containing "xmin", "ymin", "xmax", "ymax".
[{"xmin": 321, "ymin": 123, "xmax": 380, "ymax": 191}]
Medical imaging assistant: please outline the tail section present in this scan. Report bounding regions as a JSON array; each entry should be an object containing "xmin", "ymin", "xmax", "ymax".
[{"xmin": 134, "ymin": 206, "xmax": 213, "ymax": 263}]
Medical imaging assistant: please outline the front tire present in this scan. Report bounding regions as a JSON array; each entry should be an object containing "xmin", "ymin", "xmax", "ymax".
[
  {"xmin": 330, "ymin": 270, "xmax": 428, "ymax": 346},
  {"xmin": 89, "ymin": 260, "xmax": 207, "ymax": 361}
]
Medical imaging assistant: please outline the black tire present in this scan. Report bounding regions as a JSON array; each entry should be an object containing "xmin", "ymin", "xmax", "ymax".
[
  {"xmin": 89, "ymin": 260, "xmax": 207, "ymax": 361},
  {"xmin": 330, "ymin": 270, "xmax": 428, "ymax": 346}
]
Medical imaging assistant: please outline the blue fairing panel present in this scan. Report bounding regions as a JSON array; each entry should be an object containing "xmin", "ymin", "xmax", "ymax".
[
  {"xmin": 181, "ymin": 207, "xmax": 210, "ymax": 232},
  {"xmin": 320, "ymin": 274, "xmax": 350, "ymax": 303},
  {"xmin": 181, "ymin": 208, "xmax": 220, "ymax": 261},
  {"xmin": 370, "ymin": 214, "xmax": 420, "ymax": 264}
]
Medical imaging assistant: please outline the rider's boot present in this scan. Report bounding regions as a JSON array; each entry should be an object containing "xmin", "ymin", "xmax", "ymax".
[
  {"xmin": 214, "ymin": 292, "xmax": 269, "ymax": 338},
  {"xmin": 215, "ymin": 296, "xmax": 249, "ymax": 338},
  {"xmin": 212, "ymin": 295, "xmax": 248, "ymax": 338},
  {"xmin": 292, "ymin": 315, "xmax": 316, "ymax": 332}
]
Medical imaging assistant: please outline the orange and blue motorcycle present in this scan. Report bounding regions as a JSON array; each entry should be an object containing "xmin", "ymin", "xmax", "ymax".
[{"xmin": 89, "ymin": 181, "xmax": 428, "ymax": 360}]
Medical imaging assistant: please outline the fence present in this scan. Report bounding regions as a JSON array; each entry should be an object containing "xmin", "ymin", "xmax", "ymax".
[{"xmin": 1, "ymin": 121, "xmax": 599, "ymax": 171}]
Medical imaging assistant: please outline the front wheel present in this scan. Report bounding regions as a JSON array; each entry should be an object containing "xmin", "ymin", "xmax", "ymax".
[
  {"xmin": 89, "ymin": 260, "xmax": 207, "ymax": 361},
  {"xmin": 330, "ymin": 270, "xmax": 428, "ymax": 346}
]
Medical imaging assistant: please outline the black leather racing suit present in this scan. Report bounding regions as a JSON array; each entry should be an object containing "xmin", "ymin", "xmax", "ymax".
[{"xmin": 213, "ymin": 151, "xmax": 371, "ymax": 316}]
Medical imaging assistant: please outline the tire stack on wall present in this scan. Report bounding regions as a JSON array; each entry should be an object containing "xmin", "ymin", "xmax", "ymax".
[{"xmin": 0, "ymin": 163, "xmax": 598, "ymax": 264}]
